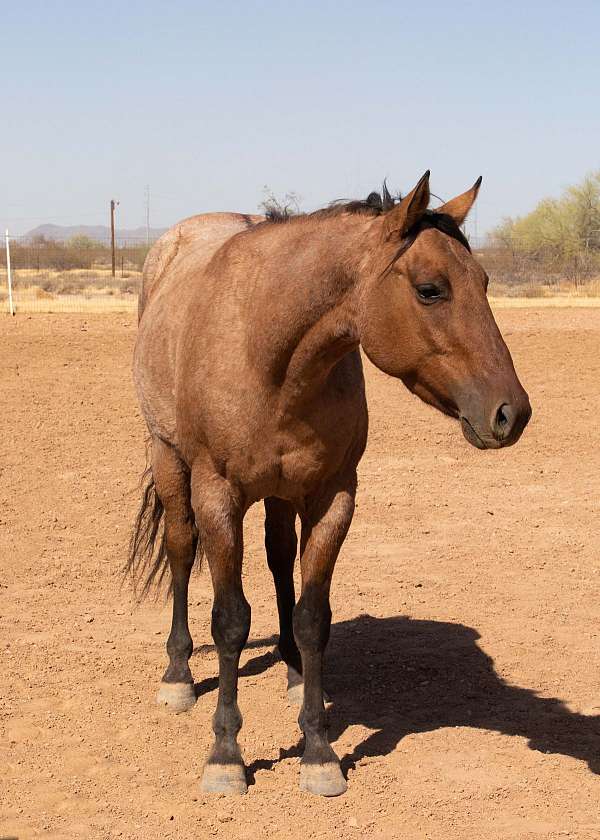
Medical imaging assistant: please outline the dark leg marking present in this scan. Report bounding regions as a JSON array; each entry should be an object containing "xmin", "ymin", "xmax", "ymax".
[
  {"xmin": 153, "ymin": 439, "xmax": 198, "ymax": 713},
  {"xmin": 264, "ymin": 497, "xmax": 304, "ymax": 700},
  {"xmin": 294, "ymin": 474, "xmax": 356, "ymax": 796},
  {"xmin": 193, "ymin": 468, "xmax": 250, "ymax": 795}
]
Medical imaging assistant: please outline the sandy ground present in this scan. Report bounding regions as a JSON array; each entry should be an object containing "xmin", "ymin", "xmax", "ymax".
[{"xmin": 1, "ymin": 309, "xmax": 599, "ymax": 840}]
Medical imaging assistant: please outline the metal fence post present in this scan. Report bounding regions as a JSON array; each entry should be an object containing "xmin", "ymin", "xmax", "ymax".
[{"xmin": 5, "ymin": 229, "xmax": 15, "ymax": 316}]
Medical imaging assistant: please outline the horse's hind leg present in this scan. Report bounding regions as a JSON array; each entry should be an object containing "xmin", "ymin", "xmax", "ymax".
[
  {"xmin": 264, "ymin": 498, "xmax": 303, "ymax": 702},
  {"xmin": 193, "ymin": 466, "xmax": 250, "ymax": 796},
  {"xmin": 153, "ymin": 438, "xmax": 198, "ymax": 713},
  {"xmin": 265, "ymin": 498, "xmax": 334, "ymax": 707}
]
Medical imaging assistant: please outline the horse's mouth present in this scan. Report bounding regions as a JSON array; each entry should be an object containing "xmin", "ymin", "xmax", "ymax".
[{"xmin": 460, "ymin": 416, "xmax": 502, "ymax": 450}]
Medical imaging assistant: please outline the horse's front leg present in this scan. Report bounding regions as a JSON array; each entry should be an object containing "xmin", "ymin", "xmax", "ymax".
[
  {"xmin": 192, "ymin": 468, "xmax": 250, "ymax": 796},
  {"xmin": 294, "ymin": 471, "xmax": 356, "ymax": 797}
]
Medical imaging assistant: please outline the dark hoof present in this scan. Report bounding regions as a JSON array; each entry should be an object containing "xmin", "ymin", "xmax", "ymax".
[
  {"xmin": 287, "ymin": 667, "xmax": 332, "ymax": 709},
  {"xmin": 156, "ymin": 682, "xmax": 196, "ymax": 714},
  {"xmin": 200, "ymin": 762, "xmax": 248, "ymax": 796},
  {"xmin": 300, "ymin": 762, "xmax": 347, "ymax": 797}
]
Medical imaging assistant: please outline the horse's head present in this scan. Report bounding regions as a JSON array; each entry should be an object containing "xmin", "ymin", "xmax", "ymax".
[{"xmin": 358, "ymin": 172, "xmax": 531, "ymax": 449}]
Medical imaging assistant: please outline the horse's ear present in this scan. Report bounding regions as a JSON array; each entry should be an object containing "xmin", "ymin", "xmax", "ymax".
[
  {"xmin": 438, "ymin": 176, "xmax": 482, "ymax": 226},
  {"xmin": 382, "ymin": 171, "xmax": 430, "ymax": 240}
]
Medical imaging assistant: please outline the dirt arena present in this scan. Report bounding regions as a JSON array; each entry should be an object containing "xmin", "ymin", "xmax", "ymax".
[{"xmin": 2, "ymin": 308, "xmax": 599, "ymax": 840}]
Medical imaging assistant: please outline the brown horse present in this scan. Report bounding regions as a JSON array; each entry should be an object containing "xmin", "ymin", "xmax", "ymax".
[{"xmin": 128, "ymin": 172, "xmax": 531, "ymax": 797}]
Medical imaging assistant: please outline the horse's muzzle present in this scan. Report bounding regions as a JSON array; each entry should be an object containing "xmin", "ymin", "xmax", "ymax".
[{"xmin": 460, "ymin": 393, "xmax": 532, "ymax": 450}]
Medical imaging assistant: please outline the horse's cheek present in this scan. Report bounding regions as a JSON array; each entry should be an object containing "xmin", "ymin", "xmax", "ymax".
[{"xmin": 359, "ymin": 276, "xmax": 416, "ymax": 378}]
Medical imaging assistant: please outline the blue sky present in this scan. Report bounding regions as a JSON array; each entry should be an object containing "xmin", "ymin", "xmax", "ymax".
[{"xmin": 1, "ymin": 0, "xmax": 598, "ymax": 237}]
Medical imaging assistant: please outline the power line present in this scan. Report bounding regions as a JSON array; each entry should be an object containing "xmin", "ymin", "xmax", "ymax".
[{"xmin": 1, "ymin": 211, "xmax": 107, "ymax": 222}]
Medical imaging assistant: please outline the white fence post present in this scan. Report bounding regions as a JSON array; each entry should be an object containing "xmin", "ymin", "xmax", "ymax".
[{"xmin": 5, "ymin": 229, "xmax": 15, "ymax": 316}]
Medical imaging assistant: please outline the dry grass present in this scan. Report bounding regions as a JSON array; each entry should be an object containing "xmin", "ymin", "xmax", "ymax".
[
  {"xmin": 4, "ymin": 295, "xmax": 137, "ymax": 314},
  {"xmin": 1, "ymin": 267, "xmax": 142, "ymax": 296},
  {"xmin": 488, "ymin": 275, "xmax": 600, "ymax": 299},
  {"xmin": 3, "ymin": 268, "xmax": 600, "ymax": 315},
  {"xmin": 0, "ymin": 286, "xmax": 137, "ymax": 314},
  {"xmin": 0, "ymin": 267, "xmax": 140, "ymax": 313},
  {"xmin": 490, "ymin": 296, "xmax": 600, "ymax": 308},
  {"xmin": 3, "ymin": 292, "xmax": 599, "ymax": 315}
]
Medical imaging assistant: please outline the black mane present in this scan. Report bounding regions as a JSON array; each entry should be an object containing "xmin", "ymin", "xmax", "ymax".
[{"xmin": 262, "ymin": 183, "xmax": 471, "ymax": 254}]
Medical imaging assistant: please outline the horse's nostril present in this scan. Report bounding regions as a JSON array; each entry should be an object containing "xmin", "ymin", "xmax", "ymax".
[{"xmin": 493, "ymin": 403, "xmax": 513, "ymax": 438}]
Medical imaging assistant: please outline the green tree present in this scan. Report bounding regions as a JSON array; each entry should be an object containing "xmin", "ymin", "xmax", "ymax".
[
  {"xmin": 67, "ymin": 234, "xmax": 99, "ymax": 250},
  {"xmin": 567, "ymin": 172, "xmax": 600, "ymax": 251},
  {"xmin": 491, "ymin": 170, "xmax": 600, "ymax": 262}
]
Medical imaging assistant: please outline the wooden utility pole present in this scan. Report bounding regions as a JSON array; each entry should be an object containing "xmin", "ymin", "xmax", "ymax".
[
  {"xmin": 5, "ymin": 229, "xmax": 15, "ymax": 316},
  {"xmin": 145, "ymin": 185, "xmax": 150, "ymax": 246},
  {"xmin": 110, "ymin": 199, "xmax": 119, "ymax": 277}
]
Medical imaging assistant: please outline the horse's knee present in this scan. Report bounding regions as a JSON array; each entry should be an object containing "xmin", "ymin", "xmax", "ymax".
[
  {"xmin": 293, "ymin": 591, "xmax": 331, "ymax": 653},
  {"xmin": 212, "ymin": 593, "xmax": 251, "ymax": 654}
]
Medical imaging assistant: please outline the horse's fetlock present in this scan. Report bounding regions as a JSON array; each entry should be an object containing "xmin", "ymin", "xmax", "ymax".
[
  {"xmin": 213, "ymin": 703, "xmax": 243, "ymax": 737},
  {"xmin": 301, "ymin": 734, "xmax": 336, "ymax": 768},
  {"xmin": 162, "ymin": 661, "xmax": 193, "ymax": 684},
  {"xmin": 166, "ymin": 631, "xmax": 193, "ymax": 660},
  {"xmin": 278, "ymin": 637, "xmax": 302, "ymax": 670},
  {"xmin": 299, "ymin": 707, "xmax": 327, "ymax": 736}
]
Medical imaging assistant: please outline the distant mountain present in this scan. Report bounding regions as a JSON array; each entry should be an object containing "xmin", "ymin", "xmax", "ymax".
[{"xmin": 23, "ymin": 223, "xmax": 168, "ymax": 244}]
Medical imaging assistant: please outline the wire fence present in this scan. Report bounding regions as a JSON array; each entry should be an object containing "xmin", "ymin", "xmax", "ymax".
[
  {"xmin": 477, "ymin": 244, "xmax": 600, "ymax": 299},
  {"xmin": 2, "ymin": 230, "xmax": 600, "ymax": 315},
  {"xmin": 1, "ymin": 234, "xmax": 150, "ymax": 314}
]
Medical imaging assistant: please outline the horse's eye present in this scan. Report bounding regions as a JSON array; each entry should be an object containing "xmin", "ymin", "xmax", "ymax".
[{"xmin": 416, "ymin": 283, "xmax": 443, "ymax": 303}]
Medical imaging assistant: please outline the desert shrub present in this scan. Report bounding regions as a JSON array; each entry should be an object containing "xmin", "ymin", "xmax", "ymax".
[
  {"xmin": 1, "ymin": 235, "xmax": 151, "ymax": 274},
  {"xmin": 489, "ymin": 171, "xmax": 600, "ymax": 287}
]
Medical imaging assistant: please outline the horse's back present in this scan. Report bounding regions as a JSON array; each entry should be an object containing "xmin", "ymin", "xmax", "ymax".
[
  {"xmin": 139, "ymin": 212, "xmax": 263, "ymax": 320},
  {"xmin": 135, "ymin": 211, "xmax": 263, "ymax": 443}
]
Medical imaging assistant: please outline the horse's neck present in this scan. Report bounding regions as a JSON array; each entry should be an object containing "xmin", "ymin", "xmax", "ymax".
[
  {"xmin": 279, "ymin": 297, "xmax": 359, "ymax": 411},
  {"xmin": 271, "ymin": 224, "xmax": 365, "ymax": 412}
]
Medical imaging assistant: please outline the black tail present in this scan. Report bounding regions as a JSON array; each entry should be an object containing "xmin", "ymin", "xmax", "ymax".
[{"xmin": 125, "ymin": 464, "xmax": 169, "ymax": 599}]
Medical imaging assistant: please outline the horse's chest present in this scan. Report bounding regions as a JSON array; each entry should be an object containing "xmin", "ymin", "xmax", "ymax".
[
  {"xmin": 191, "ymin": 355, "xmax": 367, "ymax": 503},
  {"xmin": 246, "ymin": 405, "xmax": 365, "ymax": 502},
  {"xmin": 279, "ymin": 434, "xmax": 338, "ymax": 490}
]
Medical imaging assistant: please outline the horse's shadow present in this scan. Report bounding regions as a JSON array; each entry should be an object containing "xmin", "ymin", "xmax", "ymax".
[
  {"xmin": 326, "ymin": 614, "xmax": 600, "ymax": 777},
  {"xmin": 192, "ymin": 636, "xmax": 280, "ymax": 699},
  {"xmin": 193, "ymin": 613, "xmax": 600, "ymax": 778}
]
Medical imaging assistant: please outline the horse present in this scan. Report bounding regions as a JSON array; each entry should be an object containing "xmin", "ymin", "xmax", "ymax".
[{"xmin": 127, "ymin": 172, "xmax": 531, "ymax": 797}]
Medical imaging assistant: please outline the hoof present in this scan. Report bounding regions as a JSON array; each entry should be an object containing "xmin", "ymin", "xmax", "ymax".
[
  {"xmin": 287, "ymin": 667, "xmax": 304, "ymax": 705},
  {"xmin": 300, "ymin": 762, "xmax": 347, "ymax": 797},
  {"xmin": 200, "ymin": 762, "xmax": 247, "ymax": 796},
  {"xmin": 156, "ymin": 682, "xmax": 196, "ymax": 714},
  {"xmin": 287, "ymin": 667, "xmax": 332, "ymax": 709}
]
